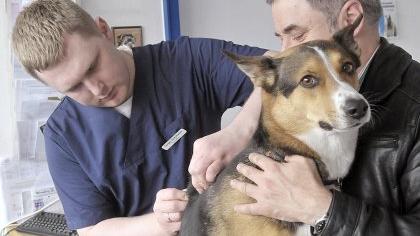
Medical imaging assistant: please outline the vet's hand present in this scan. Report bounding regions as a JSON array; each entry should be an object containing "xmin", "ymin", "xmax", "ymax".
[
  {"xmin": 153, "ymin": 188, "xmax": 188, "ymax": 235},
  {"xmin": 189, "ymin": 126, "xmax": 249, "ymax": 193},
  {"xmin": 230, "ymin": 154, "xmax": 332, "ymax": 225}
]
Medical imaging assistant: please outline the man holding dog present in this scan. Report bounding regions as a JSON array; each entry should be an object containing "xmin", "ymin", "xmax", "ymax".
[{"xmin": 193, "ymin": 0, "xmax": 420, "ymax": 234}]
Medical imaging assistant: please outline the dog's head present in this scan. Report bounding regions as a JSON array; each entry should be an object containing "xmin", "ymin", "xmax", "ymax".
[{"xmin": 226, "ymin": 16, "xmax": 370, "ymax": 135}]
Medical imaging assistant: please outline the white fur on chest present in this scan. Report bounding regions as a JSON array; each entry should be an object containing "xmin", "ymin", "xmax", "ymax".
[
  {"xmin": 295, "ymin": 127, "xmax": 358, "ymax": 179},
  {"xmin": 295, "ymin": 225, "xmax": 311, "ymax": 236}
]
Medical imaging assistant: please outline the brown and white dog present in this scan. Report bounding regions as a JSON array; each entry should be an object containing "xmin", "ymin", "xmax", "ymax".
[{"xmin": 180, "ymin": 16, "xmax": 370, "ymax": 236}]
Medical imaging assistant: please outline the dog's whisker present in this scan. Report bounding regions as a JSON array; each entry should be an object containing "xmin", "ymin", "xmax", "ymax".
[{"xmin": 364, "ymin": 107, "xmax": 384, "ymax": 129}]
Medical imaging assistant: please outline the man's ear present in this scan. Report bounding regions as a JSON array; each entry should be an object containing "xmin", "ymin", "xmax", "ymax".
[
  {"xmin": 337, "ymin": 0, "xmax": 365, "ymax": 35},
  {"xmin": 333, "ymin": 14, "xmax": 363, "ymax": 57},
  {"xmin": 223, "ymin": 50, "xmax": 279, "ymax": 90},
  {"xmin": 94, "ymin": 17, "xmax": 113, "ymax": 41}
]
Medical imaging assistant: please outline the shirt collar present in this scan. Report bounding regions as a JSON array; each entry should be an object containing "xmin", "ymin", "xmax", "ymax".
[
  {"xmin": 115, "ymin": 96, "xmax": 133, "ymax": 118},
  {"xmin": 114, "ymin": 45, "xmax": 134, "ymax": 118},
  {"xmin": 358, "ymin": 44, "xmax": 380, "ymax": 90}
]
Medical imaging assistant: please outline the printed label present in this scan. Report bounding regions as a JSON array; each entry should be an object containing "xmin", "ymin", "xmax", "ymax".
[{"xmin": 162, "ymin": 129, "xmax": 187, "ymax": 150}]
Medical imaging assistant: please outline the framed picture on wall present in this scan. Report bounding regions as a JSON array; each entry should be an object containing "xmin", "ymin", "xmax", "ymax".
[{"xmin": 112, "ymin": 26, "xmax": 143, "ymax": 48}]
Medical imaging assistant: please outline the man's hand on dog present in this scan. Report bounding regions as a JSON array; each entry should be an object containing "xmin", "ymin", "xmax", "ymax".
[
  {"xmin": 189, "ymin": 126, "xmax": 250, "ymax": 193},
  {"xmin": 230, "ymin": 153, "xmax": 332, "ymax": 225},
  {"xmin": 153, "ymin": 188, "xmax": 188, "ymax": 235}
]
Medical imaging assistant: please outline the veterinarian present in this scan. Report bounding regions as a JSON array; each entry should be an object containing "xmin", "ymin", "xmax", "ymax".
[
  {"xmin": 193, "ymin": 0, "xmax": 420, "ymax": 235},
  {"xmin": 12, "ymin": 0, "xmax": 268, "ymax": 235}
]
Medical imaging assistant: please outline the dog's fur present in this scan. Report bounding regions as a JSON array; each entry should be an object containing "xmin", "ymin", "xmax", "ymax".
[{"xmin": 180, "ymin": 16, "xmax": 370, "ymax": 236}]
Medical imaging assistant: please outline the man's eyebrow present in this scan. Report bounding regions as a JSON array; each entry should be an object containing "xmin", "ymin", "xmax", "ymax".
[
  {"xmin": 64, "ymin": 52, "xmax": 99, "ymax": 93},
  {"xmin": 282, "ymin": 24, "xmax": 301, "ymax": 34},
  {"xmin": 64, "ymin": 79, "xmax": 81, "ymax": 93},
  {"xmin": 84, "ymin": 51, "xmax": 99, "ymax": 76}
]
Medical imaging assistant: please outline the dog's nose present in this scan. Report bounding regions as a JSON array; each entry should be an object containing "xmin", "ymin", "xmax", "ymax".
[{"xmin": 343, "ymin": 98, "xmax": 368, "ymax": 119}]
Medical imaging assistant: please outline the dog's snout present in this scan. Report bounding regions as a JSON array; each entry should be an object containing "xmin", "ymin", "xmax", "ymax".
[{"xmin": 343, "ymin": 98, "xmax": 368, "ymax": 119}]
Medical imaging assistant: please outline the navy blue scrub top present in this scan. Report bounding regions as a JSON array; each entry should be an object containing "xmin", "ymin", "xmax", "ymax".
[{"xmin": 43, "ymin": 37, "xmax": 266, "ymax": 229}]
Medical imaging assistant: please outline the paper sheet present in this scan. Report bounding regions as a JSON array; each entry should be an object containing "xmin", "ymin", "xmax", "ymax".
[
  {"xmin": 0, "ymin": 160, "xmax": 57, "ymax": 222},
  {"xmin": 380, "ymin": 0, "xmax": 398, "ymax": 39}
]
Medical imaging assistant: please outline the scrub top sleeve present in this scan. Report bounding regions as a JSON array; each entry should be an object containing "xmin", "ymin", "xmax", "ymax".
[
  {"xmin": 187, "ymin": 38, "xmax": 267, "ymax": 111},
  {"xmin": 44, "ymin": 129, "xmax": 116, "ymax": 230}
]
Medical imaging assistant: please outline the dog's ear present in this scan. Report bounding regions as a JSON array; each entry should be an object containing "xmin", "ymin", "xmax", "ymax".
[
  {"xmin": 332, "ymin": 14, "xmax": 363, "ymax": 57},
  {"xmin": 223, "ymin": 50, "xmax": 279, "ymax": 90}
]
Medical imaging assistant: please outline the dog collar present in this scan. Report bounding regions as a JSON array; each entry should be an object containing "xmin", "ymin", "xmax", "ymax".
[
  {"xmin": 323, "ymin": 178, "xmax": 343, "ymax": 191},
  {"xmin": 311, "ymin": 213, "xmax": 329, "ymax": 235}
]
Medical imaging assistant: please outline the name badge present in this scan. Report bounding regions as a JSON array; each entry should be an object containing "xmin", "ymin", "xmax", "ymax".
[{"xmin": 162, "ymin": 129, "xmax": 187, "ymax": 150}]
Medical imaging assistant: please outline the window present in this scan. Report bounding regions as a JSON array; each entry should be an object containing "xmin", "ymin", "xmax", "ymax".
[{"xmin": 0, "ymin": 0, "xmax": 80, "ymax": 227}]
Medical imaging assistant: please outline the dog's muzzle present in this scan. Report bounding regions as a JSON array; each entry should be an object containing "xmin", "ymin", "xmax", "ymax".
[{"xmin": 343, "ymin": 98, "xmax": 369, "ymax": 120}]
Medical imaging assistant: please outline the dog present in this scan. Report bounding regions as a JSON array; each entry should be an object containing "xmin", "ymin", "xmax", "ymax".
[{"xmin": 180, "ymin": 15, "xmax": 370, "ymax": 236}]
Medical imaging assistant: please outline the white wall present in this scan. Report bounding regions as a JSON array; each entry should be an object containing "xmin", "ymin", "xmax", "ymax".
[
  {"xmin": 391, "ymin": 0, "xmax": 420, "ymax": 61},
  {"xmin": 180, "ymin": 0, "xmax": 280, "ymax": 51},
  {"xmin": 0, "ymin": 0, "xmax": 16, "ymax": 160},
  {"xmin": 180, "ymin": 0, "xmax": 420, "ymax": 60},
  {"xmin": 81, "ymin": 0, "xmax": 165, "ymax": 45}
]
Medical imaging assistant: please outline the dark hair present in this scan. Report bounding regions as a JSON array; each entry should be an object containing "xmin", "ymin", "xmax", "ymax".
[{"xmin": 266, "ymin": 0, "xmax": 382, "ymax": 29}]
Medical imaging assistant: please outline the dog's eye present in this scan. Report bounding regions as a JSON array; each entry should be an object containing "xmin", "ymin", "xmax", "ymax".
[
  {"xmin": 300, "ymin": 76, "xmax": 319, "ymax": 88},
  {"xmin": 342, "ymin": 62, "xmax": 355, "ymax": 74}
]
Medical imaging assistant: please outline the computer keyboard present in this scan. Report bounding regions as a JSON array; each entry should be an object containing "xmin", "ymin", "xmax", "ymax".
[{"xmin": 16, "ymin": 211, "xmax": 78, "ymax": 236}]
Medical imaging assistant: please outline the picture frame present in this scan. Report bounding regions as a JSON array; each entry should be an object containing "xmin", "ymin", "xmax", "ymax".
[{"xmin": 112, "ymin": 26, "xmax": 143, "ymax": 48}]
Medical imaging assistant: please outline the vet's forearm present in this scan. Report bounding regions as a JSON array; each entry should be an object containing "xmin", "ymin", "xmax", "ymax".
[
  {"xmin": 77, "ymin": 213, "xmax": 168, "ymax": 236},
  {"xmin": 227, "ymin": 88, "xmax": 261, "ymax": 144},
  {"xmin": 224, "ymin": 51, "xmax": 274, "ymax": 151}
]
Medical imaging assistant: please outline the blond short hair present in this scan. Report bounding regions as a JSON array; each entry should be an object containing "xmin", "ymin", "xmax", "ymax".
[{"xmin": 12, "ymin": 0, "xmax": 99, "ymax": 79}]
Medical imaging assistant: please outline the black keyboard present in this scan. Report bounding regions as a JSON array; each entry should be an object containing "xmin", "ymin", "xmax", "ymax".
[{"xmin": 16, "ymin": 212, "xmax": 78, "ymax": 236}]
